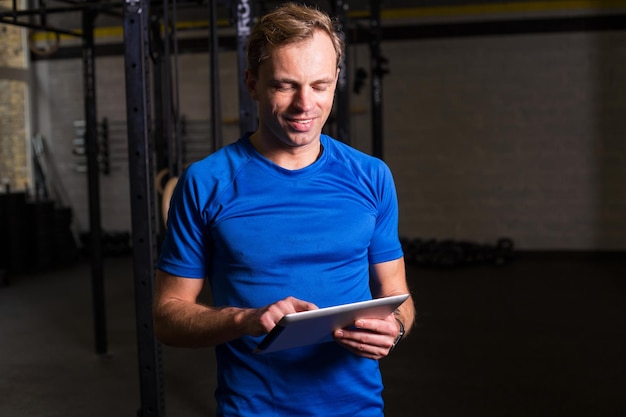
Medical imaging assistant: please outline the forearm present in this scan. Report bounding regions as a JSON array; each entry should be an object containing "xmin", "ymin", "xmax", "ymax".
[
  {"xmin": 152, "ymin": 270, "xmax": 318, "ymax": 347},
  {"xmin": 153, "ymin": 298, "xmax": 253, "ymax": 348},
  {"xmin": 370, "ymin": 257, "xmax": 416, "ymax": 338}
]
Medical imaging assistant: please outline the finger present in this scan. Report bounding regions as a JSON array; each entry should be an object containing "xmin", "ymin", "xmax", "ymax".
[
  {"xmin": 271, "ymin": 296, "xmax": 318, "ymax": 314},
  {"xmin": 334, "ymin": 334, "xmax": 388, "ymax": 360},
  {"xmin": 335, "ymin": 327, "xmax": 393, "ymax": 355},
  {"xmin": 353, "ymin": 317, "xmax": 397, "ymax": 338},
  {"xmin": 260, "ymin": 297, "xmax": 318, "ymax": 330},
  {"xmin": 287, "ymin": 297, "xmax": 319, "ymax": 313}
]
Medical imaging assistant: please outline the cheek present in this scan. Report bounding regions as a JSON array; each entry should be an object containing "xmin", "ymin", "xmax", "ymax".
[
  {"xmin": 320, "ymin": 94, "xmax": 335, "ymax": 111},
  {"xmin": 259, "ymin": 97, "xmax": 283, "ymax": 121},
  {"xmin": 265, "ymin": 93, "xmax": 291, "ymax": 112}
]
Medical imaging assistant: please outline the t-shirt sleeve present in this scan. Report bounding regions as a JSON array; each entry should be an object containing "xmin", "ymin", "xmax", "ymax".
[
  {"xmin": 157, "ymin": 167, "xmax": 211, "ymax": 278},
  {"xmin": 367, "ymin": 162, "xmax": 404, "ymax": 265}
]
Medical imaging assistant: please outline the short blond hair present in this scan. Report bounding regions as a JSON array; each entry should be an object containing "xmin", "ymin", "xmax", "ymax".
[{"xmin": 247, "ymin": 2, "xmax": 344, "ymax": 76}]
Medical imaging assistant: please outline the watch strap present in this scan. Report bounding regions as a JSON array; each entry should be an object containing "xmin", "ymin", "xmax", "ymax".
[{"xmin": 390, "ymin": 317, "xmax": 405, "ymax": 352}]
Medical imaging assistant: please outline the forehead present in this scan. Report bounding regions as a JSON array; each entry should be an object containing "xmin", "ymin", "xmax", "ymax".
[{"xmin": 260, "ymin": 31, "xmax": 337, "ymax": 78}]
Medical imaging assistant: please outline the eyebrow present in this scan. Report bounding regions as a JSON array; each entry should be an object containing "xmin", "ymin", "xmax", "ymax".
[{"xmin": 272, "ymin": 77, "xmax": 335, "ymax": 85}]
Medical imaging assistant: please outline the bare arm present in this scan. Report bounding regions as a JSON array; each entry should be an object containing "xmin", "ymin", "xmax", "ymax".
[
  {"xmin": 333, "ymin": 257, "xmax": 416, "ymax": 359},
  {"xmin": 153, "ymin": 269, "xmax": 318, "ymax": 347},
  {"xmin": 370, "ymin": 256, "xmax": 415, "ymax": 336}
]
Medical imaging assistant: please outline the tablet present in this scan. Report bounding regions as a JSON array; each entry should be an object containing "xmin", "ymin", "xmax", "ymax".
[{"xmin": 254, "ymin": 294, "xmax": 409, "ymax": 354}]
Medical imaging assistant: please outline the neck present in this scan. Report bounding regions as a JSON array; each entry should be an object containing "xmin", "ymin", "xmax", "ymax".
[{"xmin": 249, "ymin": 132, "xmax": 323, "ymax": 170}]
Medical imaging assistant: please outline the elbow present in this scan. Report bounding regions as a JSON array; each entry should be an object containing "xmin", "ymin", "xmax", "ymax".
[{"xmin": 152, "ymin": 305, "xmax": 175, "ymax": 346}]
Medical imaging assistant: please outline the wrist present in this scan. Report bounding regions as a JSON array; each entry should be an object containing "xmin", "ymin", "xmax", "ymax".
[{"xmin": 390, "ymin": 317, "xmax": 405, "ymax": 352}]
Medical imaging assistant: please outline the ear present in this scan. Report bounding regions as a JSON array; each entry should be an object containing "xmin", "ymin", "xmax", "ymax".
[
  {"xmin": 334, "ymin": 67, "xmax": 340, "ymax": 88},
  {"xmin": 245, "ymin": 70, "xmax": 258, "ymax": 100}
]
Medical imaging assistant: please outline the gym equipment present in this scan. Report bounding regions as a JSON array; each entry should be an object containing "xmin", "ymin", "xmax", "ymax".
[
  {"xmin": 233, "ymin": 0, "xmax": 257, "ymax": 135},
  {"xmin": 401, "ymin": 237, "xmax": 515, "ymax": 268},
  {"xmin": 81, "ymin": 8, "xmax": 109, "ymax": 358},
  {"xmin": 369, "ymin": 0, "xmax": 388, "ymax": 160},
  {"xmin": 209, "ymin": 0, "xmax": 223, "ymax": 151},
  {"xmin": 332, "ymin": 0, "xmax": 350, "ymax": 145},
  {"xmin": 161, "ymin": 176, "xmax": 179, "ymax": 225},
  {"xmin": 123, "ymin": 0, "xmax": 166, "ymax": 414},
  {"xmin": 73, "ymin": 119, "xmax": 120, "ymax": 175},
  {"xmin": 0, "ymin": 191, "xmax": 29, "ymax": 274},
  {"xmin": 28, "ymin": 29, "xmax": 60, "ymax": 57}
]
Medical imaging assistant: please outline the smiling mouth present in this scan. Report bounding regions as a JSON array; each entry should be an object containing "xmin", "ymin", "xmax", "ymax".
[
  {"xmin": 289, "ymin": 117, "xmax": 313, "ymax": 123},
  {"xmin": 287, "ymin": 117, "xmax": 315, "ymax": 130}
]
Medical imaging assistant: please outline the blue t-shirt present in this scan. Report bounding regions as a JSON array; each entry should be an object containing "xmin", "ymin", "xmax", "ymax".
[{"xmin": 158, "ymin": 134, "xmax": 403, "ymax": 417}]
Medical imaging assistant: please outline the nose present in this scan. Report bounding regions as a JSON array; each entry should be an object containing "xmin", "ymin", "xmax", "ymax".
[{"xmin": 292, "ymin": 86, "xmax": 313, "ymax": 112}]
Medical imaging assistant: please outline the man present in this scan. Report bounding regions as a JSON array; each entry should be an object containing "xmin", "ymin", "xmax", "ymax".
[{"xmin": 154, "ymin": 3, "xmax": 415, "ymax": 416}]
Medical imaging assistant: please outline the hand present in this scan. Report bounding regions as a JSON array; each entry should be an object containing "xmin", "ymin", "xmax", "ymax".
[
  {"xmin": 244, "ymin": 296, "xmax": 318, "ymax": 337},
  {"xmin": 333, "ymin": 313, "xmax": 400, "ymax": 360}
]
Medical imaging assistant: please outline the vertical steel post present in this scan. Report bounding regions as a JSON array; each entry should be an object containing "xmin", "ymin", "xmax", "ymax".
[
  {"xmin": 333, "ymin": 0, "xmax": 351, "ymax": 145},
  {"xmin": 370, "ymin": 0, "xmax": 385, "ymax": 159},
  {"xmin": 82, "ymin": 8, "xmax": 108, "ymax": 356},
  {"xmin": 151, "ymin": 16, "xmax": 169, "ymax": 174},
  {"xmin": 209, "ymin": 0, "xmax": 223, "ymax": 151},
  {"xmin": 123, "ymin": 0, "xmax": 165, "ymax": 415},
  {"xmin": 234, "ymin": 0, "xmax": 257, "ymax": 136}
]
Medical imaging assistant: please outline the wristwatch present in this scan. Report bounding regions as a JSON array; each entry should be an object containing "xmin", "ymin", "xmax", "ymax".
[{"xmin": 390, "ymin": 317, "xmax": 405, "ymax": 352}]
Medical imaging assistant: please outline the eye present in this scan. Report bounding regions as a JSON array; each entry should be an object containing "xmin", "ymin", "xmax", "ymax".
[
  {"xmin": 273, "ymin": 82, "xmax": 295, "ymax": 92},
  {"xmin": 312, "ymin": 82, "xmax": 332, "ymax": 92}
]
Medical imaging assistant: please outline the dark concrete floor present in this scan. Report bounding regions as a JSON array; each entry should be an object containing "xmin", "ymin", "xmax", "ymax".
[{"xmin": 1, "ymin": 253, "xmax": 625, "ymax": 416}]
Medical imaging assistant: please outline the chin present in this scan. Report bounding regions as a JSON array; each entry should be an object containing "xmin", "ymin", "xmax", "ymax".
[{"xmin": 286, "ymin": 132, "xmax": 320, "ymax": 147}]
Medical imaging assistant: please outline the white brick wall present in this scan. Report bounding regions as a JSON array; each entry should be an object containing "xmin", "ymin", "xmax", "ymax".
[{"xmin": 32, "ymin": 30, "xmax": 626, "ymax": 250}]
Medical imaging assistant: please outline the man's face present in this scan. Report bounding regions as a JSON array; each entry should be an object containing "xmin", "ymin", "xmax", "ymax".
[{"xmin": 246, "ymin": 30, "xmax": 339, "ymax": 150}]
